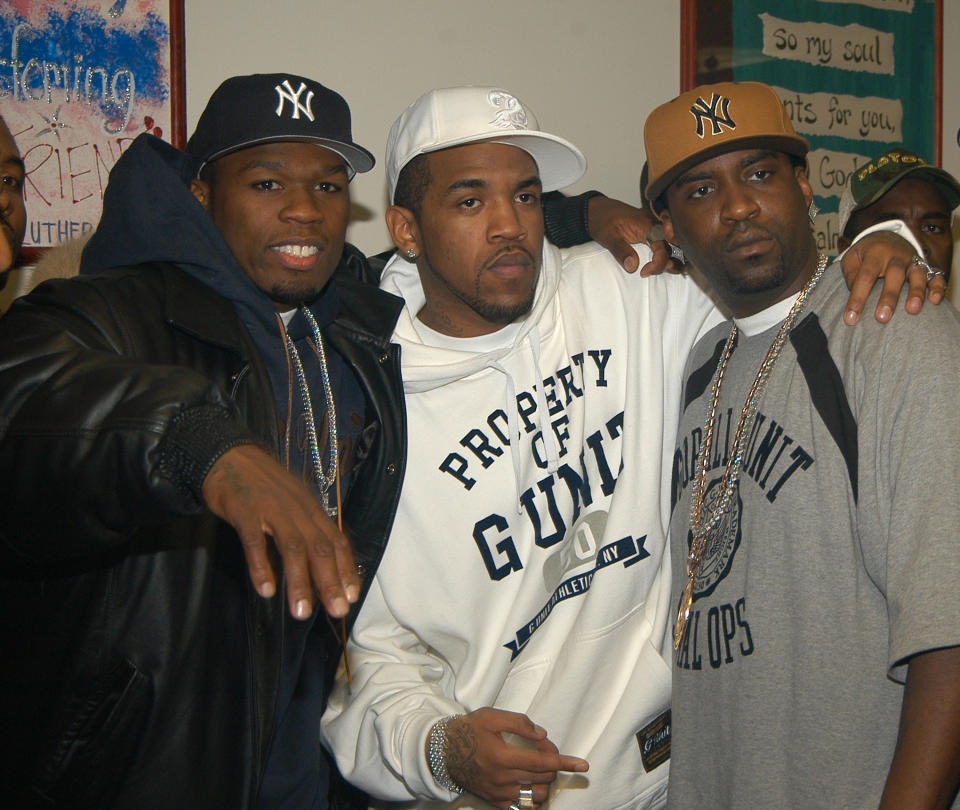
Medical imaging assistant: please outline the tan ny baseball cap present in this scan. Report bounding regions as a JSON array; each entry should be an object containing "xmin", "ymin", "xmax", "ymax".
[{"xmin": 644, "ymin": 81, "xmax": 809, "ymax": 207}]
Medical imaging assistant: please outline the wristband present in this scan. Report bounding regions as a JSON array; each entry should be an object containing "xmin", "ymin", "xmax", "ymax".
[
  {"xmin": 427, "ymin": 714, "xmax": 465, "ymax": 794},
  {"xmin": 578, "ymin": 189, "xmax": 604, "ymax": 241},
  {"xmin": 543, "ymin": 190, "xmax": 604, "ymax": 247}
]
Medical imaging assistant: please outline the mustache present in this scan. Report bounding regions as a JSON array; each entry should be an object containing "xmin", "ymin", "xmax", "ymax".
[
  {"xmin": 723, "ymin": 221, "xmax": 774, "ymax": 252},
  {"xmin": 482, "ymin": 245, "xmax": 537, "ymax": 271}
]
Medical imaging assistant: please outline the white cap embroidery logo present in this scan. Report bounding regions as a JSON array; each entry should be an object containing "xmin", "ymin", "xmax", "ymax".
[
  {"xmin": 274, "ymin": 79, "xmax": 315, "ymax": 121},
  {"xmin": 487, "ymin": 90, "xmax": 528, "ymax": 130}
]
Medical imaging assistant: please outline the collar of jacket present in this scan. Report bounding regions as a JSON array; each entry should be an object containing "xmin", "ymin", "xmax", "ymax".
[
  {"xmin": 160, "ymin": 243, "xmax": 401, "ymax": 347},
  {"xmin": 330, "ymin": 245, "xmax": 404, "ymax": 346},
  {"xmin": 158, "ymin": 263, "xmax": 257, "ymax": 358}
]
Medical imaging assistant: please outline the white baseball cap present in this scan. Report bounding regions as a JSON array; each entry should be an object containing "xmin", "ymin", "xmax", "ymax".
[{"xmin": 386, "ymin": 86, "xmax": 587, "ymax": 203}]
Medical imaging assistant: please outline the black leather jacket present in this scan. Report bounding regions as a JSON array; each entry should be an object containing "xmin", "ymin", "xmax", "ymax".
[{"xmin": 0, "ymin": 251, "xmax": 404, "ymax": 808}]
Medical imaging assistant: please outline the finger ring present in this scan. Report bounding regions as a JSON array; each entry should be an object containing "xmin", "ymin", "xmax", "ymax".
[
  {"xmin": 909, "ymin": 254, "xmax": 932, "ymax": 274},
  {"xmin": 518, "ymin": 784, "xmax": 535, "ymax": 809},
  {"xmin": 909, "ymin": 254, "xmax": 944, "ymax": 281}
]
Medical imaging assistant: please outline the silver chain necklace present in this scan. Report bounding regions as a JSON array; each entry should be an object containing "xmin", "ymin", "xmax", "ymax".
[
  {"xmin": 675, "ymin": 253, "xmax": 828, "ymax": 650},
  {"xmin": 285, "ymin": 306, "xmax": 339, "ymax": 516}
]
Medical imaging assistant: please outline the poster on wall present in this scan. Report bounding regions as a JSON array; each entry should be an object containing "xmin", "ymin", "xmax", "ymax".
[
  {"xmin": 681, "ymin": 0, "xmax": 942, "ymax": 255},
  {"xmin": 0, "ymin": 0, "xmax": 185, "ymax": 260}
]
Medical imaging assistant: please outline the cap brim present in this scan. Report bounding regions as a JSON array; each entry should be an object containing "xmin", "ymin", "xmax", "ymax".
[
  {"xmin": 489, "ymin": 133, "xmax": 587, "ymax": 192},
  {"xmin": 197, "ymin": 136, "xmax": 375, "ymax": 179},
  {"xmin": 647, "ymin": 133, "xmax": 809, "ymax": 204}
]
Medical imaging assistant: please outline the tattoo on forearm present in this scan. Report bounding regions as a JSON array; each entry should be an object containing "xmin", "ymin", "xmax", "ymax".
[{"xmin": 447, "ymin": 721, "xmax": 483, "ymax": 789}]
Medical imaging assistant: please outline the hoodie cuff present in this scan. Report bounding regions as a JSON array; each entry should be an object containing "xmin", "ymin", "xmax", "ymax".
[
  {"xmin": 159, "ymin": 404, "xmax": 259, "ymax": 506},
  {"xmin": 543, "ymin": 190, "xmax": 604, "ymax": 248},
  {"xmin": 843, "ymin": 218, "xmax": 924, "ymax": 257},
  {"xmin": 401, "ymin": 708, "xmax": 467, "ymax": 801}
]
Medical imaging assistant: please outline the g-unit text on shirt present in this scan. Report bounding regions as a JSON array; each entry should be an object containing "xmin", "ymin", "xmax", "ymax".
[
  {"xmin": 439, "ymin": 349, "xmax": 613, "ymax": 489},
  {"xmin": 438, "ymin": 349, "xmax": 628, "ymax": 583}
]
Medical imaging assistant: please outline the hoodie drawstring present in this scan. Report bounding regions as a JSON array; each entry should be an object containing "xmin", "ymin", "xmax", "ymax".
[{"xmin": 527, "ymin": 325, "xmax": 561, "ymax": 474}]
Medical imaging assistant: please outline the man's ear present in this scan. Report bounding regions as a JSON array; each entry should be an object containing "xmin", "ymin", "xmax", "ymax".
[
  {"xmin": 190, "ymin": 178, "xmax": 210, "ymax": 210},
  {"xmin": 386, "ymin": 205, "xmax": 420, "ymax": 257},
  {"xmin": 660, "ymin": 210, "xmax": 676, "ymax": 244},
  {"xmin": 794, "ymin": 164, "xmax": 814, "ymax": 209}
]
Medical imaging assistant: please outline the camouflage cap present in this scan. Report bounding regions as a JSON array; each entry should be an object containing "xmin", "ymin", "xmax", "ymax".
[{"xmin": 837, "ymin": 147, "xmax": 960, "ymax": 237}]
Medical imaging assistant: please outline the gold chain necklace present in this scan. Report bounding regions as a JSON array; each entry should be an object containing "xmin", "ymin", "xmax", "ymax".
[{"xmin": 674, "ymin": 253, "xmax": 828, "ymax": 650}]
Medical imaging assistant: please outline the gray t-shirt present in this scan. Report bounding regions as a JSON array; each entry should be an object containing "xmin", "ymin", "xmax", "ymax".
[{"xmin": 667, "ymin": 265, "xmax": 960, "ymax": 809}]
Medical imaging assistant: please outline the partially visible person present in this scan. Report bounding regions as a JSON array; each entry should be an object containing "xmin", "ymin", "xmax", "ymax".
[
  {"xmin": 837, "ymin": 146, "xmax": 960, "ymax": 283},
  {"xmin": 0, "ymin": 114, "xmax": 26, "ymax": 288},
  {"xmin": 648, "ymin": 81, "xmax": 960, "ymax": 809}
]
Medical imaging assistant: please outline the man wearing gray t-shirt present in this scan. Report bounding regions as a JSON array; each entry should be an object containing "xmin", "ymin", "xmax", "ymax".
[{"xmin": 647, "ymin": 81, "xmax": 960, "ymax": 808}]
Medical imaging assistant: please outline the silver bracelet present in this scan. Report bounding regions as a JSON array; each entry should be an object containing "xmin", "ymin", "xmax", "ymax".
[{"xmin": 427, "ymin": 714, "xmax": 465, "ymax": 794}]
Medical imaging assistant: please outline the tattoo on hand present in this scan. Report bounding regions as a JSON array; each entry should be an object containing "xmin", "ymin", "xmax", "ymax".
[
  {"xmin": 447, "ymin": 721, "xmax": 482, "ymax": 790},
  {"xmin": 215, "ymin": 459, "xmax": 251, "ymax": 499}
]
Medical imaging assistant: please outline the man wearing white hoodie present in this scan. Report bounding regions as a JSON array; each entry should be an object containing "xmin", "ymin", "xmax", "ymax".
[{"xmin": 320, "ymin": 87, "xmax": 925, "ymax": 810}]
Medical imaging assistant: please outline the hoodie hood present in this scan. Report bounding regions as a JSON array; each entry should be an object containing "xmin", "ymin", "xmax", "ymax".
[
  {"xmin": 80, "ymin": 134, "xmax": 362, "ymax": 500},
  {"xmin": 81, "ymin": 133, "xmax": 277, "ymax": 320},
  {"xmin": 379, "ymin": 238, "xmax": 562, "ymax": 393},
  {"xmin": 380, "ymin": 240, "xmax": 564, "ymax": 507},
  {"xmin": 79, "ymin": 130, "xmax": 336, "ymax": 371}
]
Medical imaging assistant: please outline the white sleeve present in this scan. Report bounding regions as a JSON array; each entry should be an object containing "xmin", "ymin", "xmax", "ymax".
[{"xmin": 320, "ymin": 576, "xmax": 466, "ymax": 802}]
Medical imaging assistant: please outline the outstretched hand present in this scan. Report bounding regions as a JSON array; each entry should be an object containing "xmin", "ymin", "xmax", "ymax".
[
  {"xmin": 587, "ymin": 195, "xmax": 683, "ymax": 276},
  {"xmin": 441, "ymin": 708, "xmax": 588, "ymax": 808},
  {"xmin": 839, "ymin": 230, "xmax": 946, "ymax": 325},
  {"xmin": 202, "ymin": 443, "xmax": 360, "ymax": 620}
]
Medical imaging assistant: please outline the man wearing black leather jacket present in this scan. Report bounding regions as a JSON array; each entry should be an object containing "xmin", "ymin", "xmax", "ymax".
[
  {"xmin": 0, "ymin": 72, "xmax": 410, "ymax": 809},
  {"xmin": 0, "ymin": 73, "xmax": 621, "ymax": 809}
]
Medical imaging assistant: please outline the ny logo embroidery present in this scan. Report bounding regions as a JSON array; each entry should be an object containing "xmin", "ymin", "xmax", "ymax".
[
  {"xmin": 690, "ymin": 93, "xmax": 736, "ymax": 138},
  {"xmin": 274, "ymin": 80, "xmax": 315, "ymax": 121}
]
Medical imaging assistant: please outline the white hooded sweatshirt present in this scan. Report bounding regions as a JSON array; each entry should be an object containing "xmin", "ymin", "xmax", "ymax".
[{"xmin": 322, "ymin": 240, "xmax": 719, "ymax": 809}]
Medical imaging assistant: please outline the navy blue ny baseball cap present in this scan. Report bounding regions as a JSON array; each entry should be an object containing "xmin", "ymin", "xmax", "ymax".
[{"xmin": 186, "ymin": 73, "xmax": 375, "ymax": 179}]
